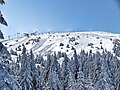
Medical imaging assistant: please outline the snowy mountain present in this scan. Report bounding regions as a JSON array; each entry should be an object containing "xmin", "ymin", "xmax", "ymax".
[
  {"xmin": 2, "ymin": 31, "xmax": 120, "ymax": 58},
  {"xmin": 0, "ymin": 31, "xmax": 120, "ymax": 90}
]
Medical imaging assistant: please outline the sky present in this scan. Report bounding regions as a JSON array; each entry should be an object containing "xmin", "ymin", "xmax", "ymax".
[{"xmin": 1, "ymin": 0, "xmax": 120, "ymax": 38}]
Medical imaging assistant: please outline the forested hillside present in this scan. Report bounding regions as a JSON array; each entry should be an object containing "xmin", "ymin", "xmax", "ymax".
[{"xmin": 0, "ymin": 0, "xmax": 120, "ymax": 90}]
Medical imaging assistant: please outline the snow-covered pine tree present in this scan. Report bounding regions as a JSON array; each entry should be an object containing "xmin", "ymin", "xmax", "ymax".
[
  {"xmin": 42, "ymin": 54, "xmax": 52, "ymax": 89},
  {"xmin": 95, "ymin": 58, "xmax": 111, "ymax": 90},
  {"xmin": 84, "ymin": 74, "xmax": 94, "ymax": 90},
  {"xmin": 0, "ymin": 64, "xmax": 21, "ymax": 90},
  {"xmin": 107, "ymin": 55, "xmax": 119, "ymax": 89},
  {"xmin": 43, "ymin": 68, "xmax": 53, "ymax": 90},
  {"xmin": 19, "ymin": 45, "xmax": 27, "ymax": 76},
  {"xmin": 115, "ymin": 67, "xmax": 120, "ymax": 90},
  {"xmin": 52, "ymin": 69, "xmax": 62, "ymax": 90},
  {"xmin": 0, "ymin": 0, "xmax": 5, "ymax": 5},
  {"xmin": 66, "ymin": 67, "xmax": 75, "ymax": 90},
  {"xmin": 0, "ymin": 1, "xmax": 21, "ymax": 89},
  {"xmin": 0, "ymin": 30, "xmax": 4, "ymax": 39},
  {"xmin": 87, "ymin": 52, "xmax": 96, "ymax": 84},
  {"xmin": 92, "ymin": 51, "xmax": 102, "ymax": 88},
  {"xmin": 71, "ymin": 49, "xmax": 80, "ymax": 80},
  {"xmin": 109, "ymin": 55, "xmax": 120, "ymax": 90},
  {"xmin": 50, "ymin": 52, "xmax": 62, "ymax": 90},
  {"xmin": 33, "ymin": 67, "xmax": 42, "ymax": 90},
  {"xmin": 82, "ymin": 50, "xmax": 94, "ymax": 90},
  {"xmin": 29, "ymin": 49, "xmax": 42, "ymax": 90},
  {"xmin": 78, "ymin": 50, "xmax": 88, "ymax": 73},
  {"xmin": 46, "ymin": 68, "xmax": 62, "ymax": 90},
  {"xmin": 35, "ymin": 54, "xmax": 44, "ymax": 64},
  {"xmin": 42, "ymin": 53, "xmax": 62, "ymax": 90},
  {"xmin": 104, "ymin": 51, "xmax": 116, "ymax": 90},
  {"xmin": 0, "ymin": 10, "xmax": 8, "ymax": 26},
  {"xmin": 61, "ymin": 53, "xmax": 71, "ymax": 90},
  {"xmin": 19, "ymin": 46, "xmax": 33, "ymax": 90},
  {"xmin": 51, "ymin": 52, "xmax": 61, "ymax": 79},
  {"xmin": 113, "ymin": 39, "xmax": 120, "ymax": 57},
  {"xmin": 0, "ymin": 9, "xmax": 10, "ymax": 63},
  {"xmin": 75, "ymin": 68, "xmax": 85, "ymax": 90}
]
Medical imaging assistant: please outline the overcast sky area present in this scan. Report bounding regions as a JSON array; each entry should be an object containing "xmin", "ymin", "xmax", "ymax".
[{"xmin": 1, "ymin": 0, "xmax": 120, "ymax": 38}]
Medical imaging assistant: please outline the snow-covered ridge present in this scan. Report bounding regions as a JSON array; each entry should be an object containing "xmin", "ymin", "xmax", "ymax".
[
  {"xmin": 1, "ymin": 31, "xmax": 120, "ymax": 90},
  {"xmin": 2, "ymin": 31, "xmax": 120, "ymax": 57}
]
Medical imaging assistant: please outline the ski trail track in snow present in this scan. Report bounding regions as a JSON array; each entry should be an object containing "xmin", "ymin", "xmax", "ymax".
[{"xmin": 32, "ymin": 39, "xmax": 47, "ymax": 51}]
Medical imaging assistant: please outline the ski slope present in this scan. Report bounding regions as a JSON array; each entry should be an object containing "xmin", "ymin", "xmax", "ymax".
[{"xmin": 2, "ymin": 31, "xmax": 120, "ymax": 58}]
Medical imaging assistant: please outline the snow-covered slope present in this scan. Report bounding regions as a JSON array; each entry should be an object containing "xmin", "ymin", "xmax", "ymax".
[{"xmin": 2, "ymin": 31, "xmax": 120, "ymax": 58}]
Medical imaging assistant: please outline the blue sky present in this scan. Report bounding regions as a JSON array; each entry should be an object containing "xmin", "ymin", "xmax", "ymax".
[{"xmin": 1, "ymin": 0, "xmax": 120, "ymax": 38}]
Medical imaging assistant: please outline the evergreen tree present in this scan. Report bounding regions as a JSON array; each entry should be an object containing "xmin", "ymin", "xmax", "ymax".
[
  {"xmin": 29, "ymin": 49, "xmax": 42, "ymax": 90},
  {"xmin": 42, "ymin": 54, "xmax": 52, "ymax": 89},
  {"xmin": 66, "ymin": 68, "xmax": 75, "ymax": 90},
  {"xmin": 92, "ymin": 51, "xmax": 102, "ymax": 88},
  {"xmin": 84, "ymin": 74, "xmax": 94, "ymax": 90},
  {"xmin": 35, "ymin": 54, "xmax": 44, "ymax": 64},
  {"xmin": 19, "ymin": 46, "xmax": 33, "ymax": 90},
  {"xmin": 75, "ymin": 69, "xmax": 85, "ymax": 90},
  {"xmin": 33, "ymin": 68, "xmax": 42, "ymax": 90},
  {"xmin": 113, "ymin": 39, "xmax": 120, "ymax": 57},
  {"xmin": 0, "ymin": 63, "xmax": 21, "ymax": 90},
  {"xmin": 72, "ymin": 49, "xmax": 80, "ymax": 80},
  {"xmin": 0, "ymin": 30, "xmax": 4, "ymax": 39},
  {"xmin": 0, "ymin": 1, "xmax": 21, "ymax": 89},
  {"xmin": 61, "ymin": 53, "xmax": 70, "ymax": 90},
  {"xmin": 0, "ymin": 0, "xmax": 5, "ymax": 5},
  {"xmin": 51, "ymin": 52, "xmax": 61, "ymax": 79},
  {"xmin": 49, "ymin": 52, "xmax": 62, "ymax": 90},
  {"xmin": 51, "ymin": 69, "xmax": 62, "ymax": 90}
]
